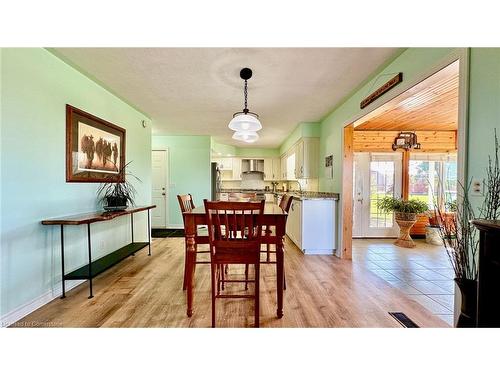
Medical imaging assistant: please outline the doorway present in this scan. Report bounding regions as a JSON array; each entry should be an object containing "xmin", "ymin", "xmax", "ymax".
[
  {"xmin": 353, "ymin": 152, "xmax": 402, "ymax": 238},
  {"xmin": 343, "ymin": 57, "xmax": 464, "ymax": 326},
  {"xmin": 151, "ymin": 149, "xmax": 168, "ymax": 228}
]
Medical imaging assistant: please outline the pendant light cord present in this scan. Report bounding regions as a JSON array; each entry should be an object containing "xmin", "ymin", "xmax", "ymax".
[{"xmin": 243, "ymin": 79, "xmax": 248, "ymax": 114}]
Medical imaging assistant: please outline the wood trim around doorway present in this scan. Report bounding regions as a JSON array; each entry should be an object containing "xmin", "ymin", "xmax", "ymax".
[{"xmin": 341, "ymin": 124, "xmax": 354, "ymax": 260}]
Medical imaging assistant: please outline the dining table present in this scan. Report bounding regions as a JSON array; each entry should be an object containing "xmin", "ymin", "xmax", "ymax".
[{"xmin": 182, "ymin": 202, "xmax": 288, "ymax": 318}]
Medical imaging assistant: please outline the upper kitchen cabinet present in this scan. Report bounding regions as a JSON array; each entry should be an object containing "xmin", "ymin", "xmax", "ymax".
[
  {"xmin": 295, "ymin": 138, "xmax": 319, "ymax": 179},
  {"xmin": 279, "ymin": 137, "xmax": 319, "ymax": 180},
  {"xmin": 232, "ymin": 158, "xmax": 242, "ymax": 180},
  {"xmin": 264, "ymin": 158, "xmax": 281, "ymax": 181},
  {"xmin": 212, "ymin": 157, "xmax": 232, "ymax": 171},
  {"xmin": 213, "ymin": 157, "xmax": 241, "ymax": 181}
]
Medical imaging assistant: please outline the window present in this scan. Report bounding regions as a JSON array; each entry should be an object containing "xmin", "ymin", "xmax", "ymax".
[
  {"xmin": 369, "ymin": 158, "xmax": 395, "ymax": 228},
  {"xmin": 409, "ymin": 153, "xmax": 457, "ymax": 210}
]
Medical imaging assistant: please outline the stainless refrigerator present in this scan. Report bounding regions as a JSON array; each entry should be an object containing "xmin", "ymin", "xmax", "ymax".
[{"xmin": 210, "ymin": 162, "xmax": 221, "ymax": 200}]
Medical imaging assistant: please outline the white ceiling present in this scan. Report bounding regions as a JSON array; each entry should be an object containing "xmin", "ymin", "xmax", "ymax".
[{"xmin": 53, "ymin": 48, "xmax": 400, "ymax": 148}]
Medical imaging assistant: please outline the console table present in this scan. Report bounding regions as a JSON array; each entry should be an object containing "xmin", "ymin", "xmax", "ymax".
[{"xmin": 42, "ymin": 205, "xmax": 155, "ymax": 299}]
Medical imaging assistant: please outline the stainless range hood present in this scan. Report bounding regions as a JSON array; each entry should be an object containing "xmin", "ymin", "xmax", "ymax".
[{"xmin": 241, "ymin": 159, "xmax": 264, "ymax": 174}]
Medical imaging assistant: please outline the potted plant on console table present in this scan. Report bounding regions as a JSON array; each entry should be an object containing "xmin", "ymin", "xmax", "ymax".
[
  {"xmin": 377, "ymin": 196, "xmax": 428, "ymax": 248},
  {"xmin": 97, "ymin": 161, "xmax": 141, "ymax": 211}
]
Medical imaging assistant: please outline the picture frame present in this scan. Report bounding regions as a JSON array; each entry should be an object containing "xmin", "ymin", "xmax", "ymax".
[{"xmin": 66, "ymin": 104, "xmax": 126, "ymax": 183}]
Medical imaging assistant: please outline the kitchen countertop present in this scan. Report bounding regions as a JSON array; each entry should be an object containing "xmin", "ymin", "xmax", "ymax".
[
  {"xmin": 219, "ymin": 188, "xmax": 339, "ymax": 200},
  {"xmin": 274, "ymin": 191, "xmax": 339, "ymax": 201}
]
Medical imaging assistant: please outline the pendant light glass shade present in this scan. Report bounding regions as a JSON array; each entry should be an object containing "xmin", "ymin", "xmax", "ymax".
[
  {"xmin": 228, "ymin": 113, "xmax": 262, "ymax": 132},
  {"xmin": 232, "ymin": 131, "xmax": 259, "ymax": 143}
]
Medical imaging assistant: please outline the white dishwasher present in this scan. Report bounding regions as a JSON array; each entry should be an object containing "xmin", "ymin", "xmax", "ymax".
[{"xmin": 286, "ymin": 198, "xmax": 337, "ymax": 255}]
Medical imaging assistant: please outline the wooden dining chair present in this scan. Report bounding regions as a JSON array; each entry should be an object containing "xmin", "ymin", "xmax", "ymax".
[
  {"xmin": 204, "ymin": 199, "xmax": 265, "ymax": 328},
  {"xmin": 177, "ymin": 194, "xmax": 210, "ymax": 290},
  {"xmin": 260, "ymin": 194, "xmax": 293, "ymax": 289}
]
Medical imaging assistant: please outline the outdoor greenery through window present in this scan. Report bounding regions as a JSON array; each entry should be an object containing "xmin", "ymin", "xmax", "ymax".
[
  {"xmin": 370, "ymin": 159, "xmax": 395, "ymax": 228},
  {"xmin": 409, "ymin": 153, "xmax": 457, "ymax": 210}
]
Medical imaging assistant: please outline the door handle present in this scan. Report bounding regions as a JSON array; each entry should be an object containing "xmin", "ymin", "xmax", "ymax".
[
  {"xmin": 357, "ymin": 198, "xmax": 363, "ymax": 203},
  {"xmin": 162, "ymin": 193, "xmax": 166, "ymax": 196}
]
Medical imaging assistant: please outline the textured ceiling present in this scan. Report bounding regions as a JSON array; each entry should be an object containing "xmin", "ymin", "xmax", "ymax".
[{"xmin": 52, "ymin": 48, "xmax": 400, "ymax": 147}]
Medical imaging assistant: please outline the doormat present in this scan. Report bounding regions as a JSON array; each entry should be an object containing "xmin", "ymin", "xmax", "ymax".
[
  {"xmin": 388, "ymin": 312, "xmax": 420, "ymax": 328},
  {"xmin": 151, "ymin": 228, "xmax": 185, "ymax": 238}
]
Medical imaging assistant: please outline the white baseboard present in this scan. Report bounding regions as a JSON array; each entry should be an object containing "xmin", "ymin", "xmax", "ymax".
[
  {"xmin": 0, "ymin": 280, "xmax": 85, "ymax": 327},
  {"xmin": 151, "ymin": 224, "xmax": 184, "ymax": 230}
]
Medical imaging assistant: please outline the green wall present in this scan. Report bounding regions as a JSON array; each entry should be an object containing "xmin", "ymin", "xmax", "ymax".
[
  {"xmin": 152, "ymin": 135, "xmax": 211, "ymax": 227},
  {"xmin": 468, "ymin": 48, "xmax": 500, "ymax": 209},
  {"xmin": 211, "ymin": 140, "xmax": 280, "ymax": 158},
  {"xmin": 0, "ymin": 48, "xmax": 152, "ymax": 320}
]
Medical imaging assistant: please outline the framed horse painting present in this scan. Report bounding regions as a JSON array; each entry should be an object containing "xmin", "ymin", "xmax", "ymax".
[{"xmin": 66, "ymin": 105, "xmax": 126, "ymax": 182}]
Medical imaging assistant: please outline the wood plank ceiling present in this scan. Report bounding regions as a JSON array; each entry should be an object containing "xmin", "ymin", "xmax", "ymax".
[{"xmin": 354, "ymin": 60, "xmax": 459, "ymax": 131}]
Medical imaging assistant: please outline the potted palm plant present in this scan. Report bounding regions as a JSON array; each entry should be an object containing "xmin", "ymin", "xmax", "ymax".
[
  {"xmin": 377, "ymin": 196, "xmax": 428, "ymax": 248},
  {"xmin": 96, "ymin": 161, "xmax": 140, "ymax": 211}
]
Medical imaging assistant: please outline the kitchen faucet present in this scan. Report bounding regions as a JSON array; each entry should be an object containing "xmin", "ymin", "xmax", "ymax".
[{"xmin": 290, "ymin": 179, "xmax": 303, "ymax": 194}]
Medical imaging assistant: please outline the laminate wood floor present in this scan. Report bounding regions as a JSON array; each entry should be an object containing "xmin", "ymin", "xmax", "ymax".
[{"xmin": 14, "ymin": 237, "xmax": 448, "ymax": 328}]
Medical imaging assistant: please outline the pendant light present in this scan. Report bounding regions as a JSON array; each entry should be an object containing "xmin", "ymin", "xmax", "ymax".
[
  {"xmin": 232, "ymin": 130, "xmax": 259, "ymax": 143},
  {"xmin": 229, "ymin": 68, "xmax": 262, "ymax": 135}
]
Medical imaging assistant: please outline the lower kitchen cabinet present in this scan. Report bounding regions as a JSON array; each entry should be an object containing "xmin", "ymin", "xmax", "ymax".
[{"xmin": 286, "ymin": 198, "xmax": 337, "ymax": 254}]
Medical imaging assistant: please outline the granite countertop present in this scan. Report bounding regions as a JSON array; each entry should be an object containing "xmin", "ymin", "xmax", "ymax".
[
  {"xmin": 274, "ymin": 191, "xmax": 339, "ymax": 201},
  {"xmin": 219, "ymin": 188, "xmax": 339, "ymax": 200}
]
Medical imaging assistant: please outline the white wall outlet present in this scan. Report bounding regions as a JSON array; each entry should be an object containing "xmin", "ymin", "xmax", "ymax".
[{"xmin": 471, "ymin": 178, "xmax": 483, "ymax": 196}]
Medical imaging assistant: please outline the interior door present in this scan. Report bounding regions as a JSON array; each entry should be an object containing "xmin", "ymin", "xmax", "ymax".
[
  {"xmin": 152, "ymin": 150, "xmax": 168, "ymax": 228},
  {"xmin": 353, "ymin": 152, "xmax": 402, "ymax": 237}
]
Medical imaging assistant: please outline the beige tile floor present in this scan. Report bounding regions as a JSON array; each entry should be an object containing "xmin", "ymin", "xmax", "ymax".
[{"xmin": 352, "ymin": 238, "xmax": 455, "ymax": 326}]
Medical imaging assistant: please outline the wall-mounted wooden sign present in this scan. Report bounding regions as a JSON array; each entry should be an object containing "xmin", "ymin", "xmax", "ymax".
[{"xmin": 360, "ymin": 72, "xmax": 403, "ymax": 109}]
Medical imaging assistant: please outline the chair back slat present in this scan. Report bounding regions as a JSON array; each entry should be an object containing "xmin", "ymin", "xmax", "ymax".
[
  {"xmin": 280, "ymin": 194, "xmax": 293, "ymax": 213},
  {"xmin": 204, "ymin": 199, "xmax": 265, "ymax": 260},
  {"xmin": 177, "ymin": 194, "xmax": 195, "ymax": 213}
]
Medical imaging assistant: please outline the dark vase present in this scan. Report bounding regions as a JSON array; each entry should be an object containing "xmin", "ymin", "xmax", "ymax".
[
  {"xmin": 105, "ymin": 196, "xmax": 128, "ymax": 210},
  {"xmin": 455, "ymin": 278, "xmax": 478, "ymax": 328}
]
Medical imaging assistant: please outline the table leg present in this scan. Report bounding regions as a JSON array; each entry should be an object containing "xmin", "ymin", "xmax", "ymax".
[
  {"xmin": 275, "ymin": 235, "xmax": 284, "ymax": 318},
  {"xmin": 87, "ymin": 223, "xmax": 93, "ymax": 299},
  {"xmin": 147, "ymin": 209, "xmax": 152, "ymax": 256},
  {"xmin": 60, "ymin": 225, "xmax": 66, "ymax": 299},
  {"xmin": 185, "ymin": 215, "xmax": 197, "ymax": 317},
  {"xmin": 130, "ymin": 213, "xmax": 135, "ymax": 257}
]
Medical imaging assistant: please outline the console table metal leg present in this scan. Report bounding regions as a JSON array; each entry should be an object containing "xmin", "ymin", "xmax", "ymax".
[
  {"xmin": 60, "ymin": 225, "xmax": 66, "ymax": 299},
  {"xmin": 87, "ymin": 223, "xmax": 93, "ymax": 299},
  {"xmin": 148, "ymin": 209, "xmax": 152, "ymax": 256},
  {"xmin": 131, "ymin": 213, "xmax": 134, "ymax": 243},
  {"xmin": 130, "ymin": 212, "xmax": 135, "ymax": 256}
]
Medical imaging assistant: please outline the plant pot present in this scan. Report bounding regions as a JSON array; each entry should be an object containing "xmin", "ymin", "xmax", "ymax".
[
  {"xmin": 394, "ymin": 212, "xmax": 417, "ymax": 248},
  {"xmin": 104, "ymin": 196, "xmax": 128, "ymax": 211},
  {"xmin": 455, "ymin": 278, "xmax": 477, "ymax": 328}
]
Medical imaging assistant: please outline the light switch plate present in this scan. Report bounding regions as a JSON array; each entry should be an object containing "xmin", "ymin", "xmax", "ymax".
[{"xmin": 471, "ymin": 178, "xmax": 483, "ymax": 196}]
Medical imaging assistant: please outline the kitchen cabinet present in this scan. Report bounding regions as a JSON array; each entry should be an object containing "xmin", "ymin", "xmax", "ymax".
[
  {"xmin": 286, "ymin": 150, "xmax": 296, "ymax": 180},
  {"xmin": 213, "ymin": 157, "xmax": 232, "ymax": 171},
  {"xmin": 232, "ymin": 158, "xmax": 241, "ymax": 180},
  {"xmin": 286, "ymin": 199, "xmax": 302, "ymax": 246},
  {"xmin": 264, "ymin": 158, "xmax": 273, "ymax": 180},
  {"xmin": 295, "ymin": 138, "xmax": 319, "ymax": 178},
  {"xmin": 285, "ymin": 197, "xmax": 337, "ymax": 254},
  {"xmin": 272, "ymin": 158, "xmax": 281, "ymax": 181},
  {"xmin": 264, "ymin": 158, "xmax": 281, "ymax": 181},
  {"xmin": 280, "ymin": 154, "xmax": 287, "ymax": 180}
]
